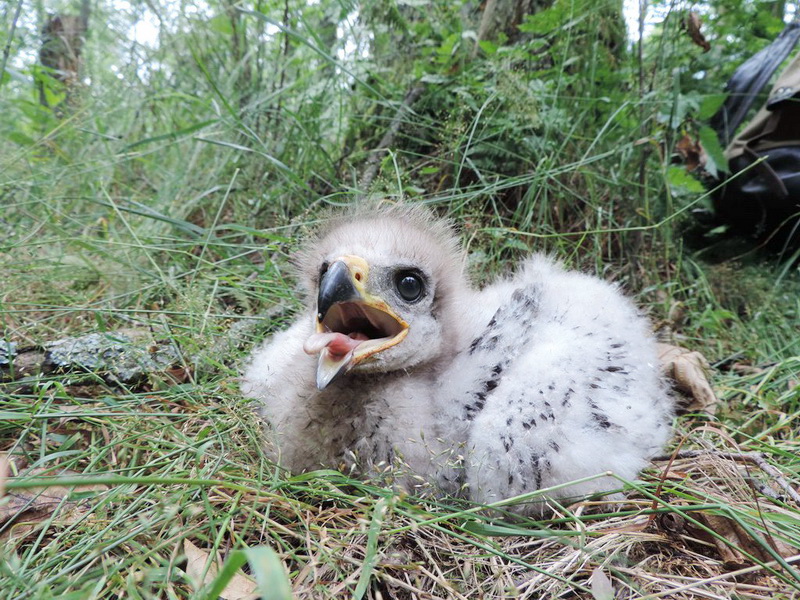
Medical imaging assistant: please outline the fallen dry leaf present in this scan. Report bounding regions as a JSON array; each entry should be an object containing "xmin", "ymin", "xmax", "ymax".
[
  {"xmin": 675, "ymin": 133, "xmax": 702, "ymax": 172},
  {"xmin": 184, "ymin": 539, "xmax": 220, "ymax": 588},
  {"xmin": 0, "ymin": 469, "xmax": 107, "ymax": 525},
  {"xmin": 183, "ymin": 539, "xmax": 258, "ymax": 600},
  {"xmin": 589, "ymin": 567, "xmax": 615, "ymax": 600},
  {"xmin": 684, "ymin": 11, "xmax": 711, "ymax": 52},
  {"xmin": 0, "ymin": 468, "xmax": 107, "ymax": 543},
  {"xmin": 658, "ymin": 343, "xmax": 719, "ymax": 414},
  {"xmin": 687, "ymin": 512, "xmax": 798, "ymax": 568}
]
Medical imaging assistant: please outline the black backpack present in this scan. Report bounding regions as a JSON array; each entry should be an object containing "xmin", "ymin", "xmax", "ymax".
[{"xmin": 709, "ymin": 21, "xmax": 800, "ymax": 250}]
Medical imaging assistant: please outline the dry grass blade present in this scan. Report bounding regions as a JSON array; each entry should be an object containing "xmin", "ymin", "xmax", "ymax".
[
  {"xmin": 654, "ymin": 449, "xmax": 800, "ymax": 508},
  {"xmin": 636, "ymin": 553, "xmax": 800, "ymax": 599}
]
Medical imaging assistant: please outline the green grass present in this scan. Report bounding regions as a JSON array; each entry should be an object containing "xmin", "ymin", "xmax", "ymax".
[
  {"xmin": 2, "ymin": 1, "xmax": 800, "ymax": 597},
  {"xmin": 2, "ymin": 179, "xmax": 798, "ymax": 598}
]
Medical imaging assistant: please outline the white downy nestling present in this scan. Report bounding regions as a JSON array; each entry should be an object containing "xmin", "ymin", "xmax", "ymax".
[{"xmin": 242, "ymin": 203, "xmax": 672, "ymax": 514}]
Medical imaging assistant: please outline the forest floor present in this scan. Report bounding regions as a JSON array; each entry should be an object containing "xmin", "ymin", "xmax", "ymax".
[
  {"xmin": 1, "ymin": 199, "xmax": 799, "ymax": 599},
  {"xmin": 3, "ymin": 0, "xmax": 799, "ymax": 595}
]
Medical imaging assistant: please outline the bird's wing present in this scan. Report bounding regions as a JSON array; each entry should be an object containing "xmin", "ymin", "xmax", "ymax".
[
  {"xmin": 437, "ymin": 255, "xmax": 672, "ymax": 511},
  {"xmin": 242, "ymin": 316, "xmax": 315, "ymax": 406},
  {"xmin": 242, "ymin": 316, "xmax": 328, "ymax": 467}
]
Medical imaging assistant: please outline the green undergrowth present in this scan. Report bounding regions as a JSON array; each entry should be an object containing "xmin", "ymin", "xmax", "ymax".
[
  {"xmin": 2, "ymin": 0, "xmax": 800, "ymax": 597},
  {"xmin": 1, "ymin": 173, "xmax": 798, "ymax": 597}
]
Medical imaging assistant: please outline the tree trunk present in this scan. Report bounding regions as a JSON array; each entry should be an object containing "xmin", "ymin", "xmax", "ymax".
[
  {"xmin": 38, "ymin": 2, "xmax": 90, "ymax": 113},
  {"xmin": 474, "ymin": 0, "xmax": 554, "ymax": 53}
]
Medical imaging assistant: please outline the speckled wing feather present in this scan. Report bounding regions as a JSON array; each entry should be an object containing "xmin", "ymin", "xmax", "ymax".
[{"xmin": 435, "ymin": 256, "xmax": 672, "ymax": 511}]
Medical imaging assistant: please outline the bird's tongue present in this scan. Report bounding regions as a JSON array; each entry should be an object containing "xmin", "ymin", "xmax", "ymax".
[
  {"xmin": 303, "ymin": 331, "xmax": 370, "ymax": 389},
  {"xmin": 303, "ymin": 331, "xmax": 368, "ymax": 357}
]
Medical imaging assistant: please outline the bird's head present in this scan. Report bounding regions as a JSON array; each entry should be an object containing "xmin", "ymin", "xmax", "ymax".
[{"xmin": 298, "ymin": 204, "xmax": 468, "ymax": 389}]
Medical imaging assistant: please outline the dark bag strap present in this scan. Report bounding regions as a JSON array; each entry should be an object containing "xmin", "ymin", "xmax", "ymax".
[
  {"xmin": 710, "ymin": 20, "xmax": 800, "ymax": 147},
  {"xmin": 739, "ymin": 146, "xmax": 790, "ymax": 197}
]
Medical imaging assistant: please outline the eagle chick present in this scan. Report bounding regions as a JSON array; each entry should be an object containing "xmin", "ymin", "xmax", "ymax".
[{"xmin": 242, "ymin": 204, "xmax": 672, "ymax": 513}]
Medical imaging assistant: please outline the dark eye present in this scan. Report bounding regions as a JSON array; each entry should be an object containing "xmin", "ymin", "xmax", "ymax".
[
  {"xmin": 319, "ymin": 261, "xmax": 329, "ymax": 281},
  {"xmin": 395, "ymin": 271, "xmax": 424, "ymax": 302}
]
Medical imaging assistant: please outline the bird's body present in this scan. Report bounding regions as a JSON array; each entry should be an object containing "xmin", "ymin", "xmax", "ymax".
[{"xmin": 242, "ymin": 205, "xmax": 672, "ymax": 513}]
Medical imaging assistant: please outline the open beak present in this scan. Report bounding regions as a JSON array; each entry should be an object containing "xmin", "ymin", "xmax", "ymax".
[{"xmin": 303, "ymin": 255, "xmax": 408, "ymax": 389}]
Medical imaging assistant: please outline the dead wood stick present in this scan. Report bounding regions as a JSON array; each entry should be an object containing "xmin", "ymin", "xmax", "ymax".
[
  {"xmin": 192, "ymin": 304, "xmax": 291, "ymax": 370},
  {"xmin": 653, "ymin": 449, "xmax": 800, "ymax": 507},
  {"xmin": 1, "ymin": 303, "xmax": 291, "ymax": 388},
  {"xmin": 358, "ymin": 85, "xmax": 425, "ymax": 196},
  {"xmin": 1, "ymin": 329, "xmax": 180, "ymax": 384}
]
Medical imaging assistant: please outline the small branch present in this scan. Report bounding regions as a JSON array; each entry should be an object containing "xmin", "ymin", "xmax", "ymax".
[
  {"xmin": 1, "ymin": 329, "xmax": 181, "ymax": 385},
  {"xmin": 1, "ymin": 305, "xmax": 292, "ymax": 389},
  {"xmin": 192, "ymin": 303, "xmax": 292, "ymax": 371},
  {"xmin": 0, "ymin": 0, "xmax": 24, "ymax": 81},
  {"xmin": 653, "ymin": 449, "xmax": 800, "ymax": 507},
  {"xmin": 358, "ymin": 85, "xmax": 425, "ymax": 197}
]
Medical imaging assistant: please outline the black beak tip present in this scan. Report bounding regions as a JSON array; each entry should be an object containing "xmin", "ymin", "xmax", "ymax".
[{"xmin": 317, "ymin": 260, "xmax": 360, "ymax": 320}]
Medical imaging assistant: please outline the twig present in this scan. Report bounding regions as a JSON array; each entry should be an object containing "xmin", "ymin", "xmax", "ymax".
[
  {"xmin": 1, "ymin": 301, "xmax": 291, "ymax": 390},
  {"xmin": 358, "ymin": 85, "xmax": 425, "ymax": 197},
  {"xmin": 0, "ymin": 0, "xmax": 24, "ymax": 81},
  {"xmin": 0, "ymin": 329, "xmax": 180, "ymax": 384},
  {"xmin": 653, "ymin": 449, "xmax": 800, "ymax": 507},
  {"xmin": 193, "ymin": 303, "xmax": 293, "ymax": 372}
]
